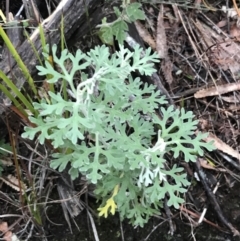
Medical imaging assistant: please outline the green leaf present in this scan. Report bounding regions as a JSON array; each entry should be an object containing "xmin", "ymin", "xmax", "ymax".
[
  {"xmin": 98, "ymin": 27, "xmax": 114, "ymax": 46},
  {"xmin": 113, "ymin": 6, "xmax": 122, "ymax": 18},
  {"xmin": 126, "ymin": 3, "xmax": 145, "ymax": 21},
  {"xmin": 0, "ymin": 140, "xmax": 12, "ymax": 155},
  {"xmin": 112, "ymin": 20, "xmax": 128, "ymax": 44}
]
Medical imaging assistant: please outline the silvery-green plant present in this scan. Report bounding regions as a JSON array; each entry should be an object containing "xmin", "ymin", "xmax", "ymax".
[{"xmin": 22, "ymin": 44, "xmax": 215, "ymax": 227}]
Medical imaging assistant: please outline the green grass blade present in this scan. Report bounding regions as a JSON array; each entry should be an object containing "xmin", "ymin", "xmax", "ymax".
[
  {"xmin": 0, "ymin": 26, "xmax": 38, "ymax": 96},
  {"xmin": 0, "ymin": 71, "xmax": 36, "ymax": 115},
  {"xmin": 39, "ymin": 23, "xmax": 46, "ymax": 52},
  {"xmin": 39, "ymin": 24, "xmax": 55, "ymax": 93},
  {"xmin": 23, "ymin": 28, "xmax": 43, "ymax": 67},
  {"xmin": 0, "ymin": 84, "xmax": 27, "ymax": 117}
]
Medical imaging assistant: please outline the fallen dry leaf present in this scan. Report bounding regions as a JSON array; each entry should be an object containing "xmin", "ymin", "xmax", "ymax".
[
  {"xmin": 2, "ymin": 231, "xmax": 13, "ymax": 241},
  {"xmin": 194, "ymin": 82, "xmax": 240, "ymax": 98},
  {"xmin": 156, "ymin": 5, "xmax": 174, "ymax": 85},
  {"xmin": 0, "ymin": 175, "xmax": 27, "ymax": 194},
  {"xmin": 0, "ymin": 222, "xmax": 12, "ymax": 241},
  {"xmin": 228, "ymin": 104, "xmax": 240, "ymax": 111},
  {"xmin": 156, "ymin": 5, "xmax": 167, "ymax": 58},
  {"xmin": 161, "ymin": 59, "xmax": 173, "ymax": 85},
  {"xmin": 199, "ymin": 158, "xmax": 216, "ymax": 170},
  {"xmin": 221, "ymin": 94, "xmax": 240, "ymax": 103},
  {"xmin": 193, "ymin": 19, "xmax": 240, "ymax": 77},
  {"xmin": 134, "ymin": 20, "xmax": 156, "ymax": 50},
  {"xmin": 0, "ymin": 157, "xmax": 13, "ymax": 167},
  {"xmin": 201, "ymin": 132, "xmax": 240, "ymax": 161},
  {"xmin": 0, "ymin": 222, "xmax": 8, "ymax": 232}
]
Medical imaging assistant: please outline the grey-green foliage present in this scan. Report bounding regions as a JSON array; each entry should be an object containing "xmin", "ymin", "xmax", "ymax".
[{"xmin": 22, "ymin": 44, "xmax": 215, "ymax": 227}]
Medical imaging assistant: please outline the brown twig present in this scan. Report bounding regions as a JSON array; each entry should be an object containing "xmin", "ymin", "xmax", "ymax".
[
  {"xmin": 232, "ymin": 0, "xmax": 240, "ymax": 17},
  {"xmin": 194, "ymin": 159, "xmax": 240, "ymax": 236},
  {"xmin": 180, "ymin": 205, "xmax": 224, "ymax": 231}
]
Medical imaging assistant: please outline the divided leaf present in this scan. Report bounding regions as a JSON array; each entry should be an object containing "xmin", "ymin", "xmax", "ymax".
[
  {"xmin": 22, "ymin": 43, "xmax": 215, "ymax": 227},
  {"xmin": 154, "ymin": 106, "xmax": 214, "ymax": 162},
  {"xmin": 126, "ymin": 2, "xmax": 145, "ymax": 21}
]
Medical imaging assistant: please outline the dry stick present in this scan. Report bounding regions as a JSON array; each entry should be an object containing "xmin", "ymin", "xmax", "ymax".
[
  {"xmin": 164, "ymin": 197, "xmax": 175, "ymax": 235},
  {"xmin": 177, "ymin": 8, "xmax": 201, "ymax": 60},
  {"xmin": 232, "ymin": 0, "xmax": 240, "ymax": 17},
  {"xmin": 198, "ymin": 182, "xmax": 219, "ymax": 224},
  {"xmin": 217, "ymin": 151, "xmax": 240, "ymax": 172},
  {"xmin": 195, "ymin": 159, "xmax": 240, "ymax": 236},
  {"xmin": 180, "ymin": 205, "xmax": 223, "ymax": 230},
  {"xmin": 119, "ymin": 214, "xmax": 125, "ymax": 241},
  {"xmin": 87, "ymin": 210, "xmax": 100, "ymax": 241}
]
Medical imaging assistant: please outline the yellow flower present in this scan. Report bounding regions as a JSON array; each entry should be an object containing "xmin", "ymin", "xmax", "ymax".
[{"xmin": 98, "ymin": 185, "xmax": 119, "ymax": 218}]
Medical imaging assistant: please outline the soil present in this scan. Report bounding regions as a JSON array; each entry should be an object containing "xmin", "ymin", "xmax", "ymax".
[{"xmin": 37, "ymin": 182, "xmax": 240, "ymax": 241}]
